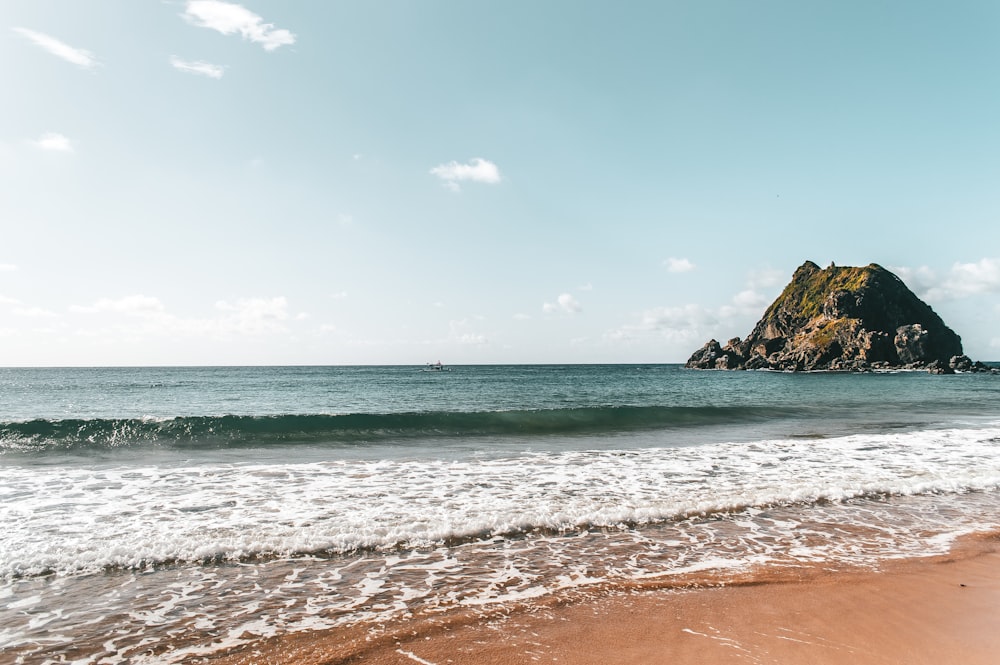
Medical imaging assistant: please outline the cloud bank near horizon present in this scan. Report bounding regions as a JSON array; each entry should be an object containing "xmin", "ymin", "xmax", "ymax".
[{"xmin": 895, "ymin": 259, "xmax": 1000, "ymax": 302}]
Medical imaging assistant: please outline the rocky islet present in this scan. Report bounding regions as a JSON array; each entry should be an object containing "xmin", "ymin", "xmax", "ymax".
[{"xmin": 686, "ymin": 261, "xmax": 994, "ymax": 373}]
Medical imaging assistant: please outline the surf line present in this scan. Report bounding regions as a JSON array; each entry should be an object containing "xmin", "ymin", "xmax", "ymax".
[{"xmin": 396, "ymin": 648, "xmax": 438, "ymax": 665}]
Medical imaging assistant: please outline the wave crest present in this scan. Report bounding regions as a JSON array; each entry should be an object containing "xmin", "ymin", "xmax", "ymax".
[{"xmin": 0, "ymin": 405, "xmax": 797, "ymax": 451}]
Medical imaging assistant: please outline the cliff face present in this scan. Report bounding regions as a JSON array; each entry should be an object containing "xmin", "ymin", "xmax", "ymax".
[{"xmin": 686, "ymin": 261, "xmax": 987, "ymax": 373}]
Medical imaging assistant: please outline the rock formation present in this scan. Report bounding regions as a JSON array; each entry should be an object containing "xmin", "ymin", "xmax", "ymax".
[{"xmin": 686, "ymin": 261, "xmax": 992, "ymax": 373}]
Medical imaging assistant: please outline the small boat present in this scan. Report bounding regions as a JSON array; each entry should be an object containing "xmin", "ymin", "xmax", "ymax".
[{"xmin": 422, "ymin": 361, "xmax": 449, "ymax": 372}]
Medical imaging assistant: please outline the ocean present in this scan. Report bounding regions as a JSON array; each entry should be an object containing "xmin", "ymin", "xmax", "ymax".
[{"xmin": 2, "ymin": 364, "xmax": 1000, "ymax": 664}]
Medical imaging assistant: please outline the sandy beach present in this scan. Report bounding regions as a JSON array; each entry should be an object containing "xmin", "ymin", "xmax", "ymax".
[{"xmin": 197, "ymin": 532, "xmax": 1000, "ymax": 665}]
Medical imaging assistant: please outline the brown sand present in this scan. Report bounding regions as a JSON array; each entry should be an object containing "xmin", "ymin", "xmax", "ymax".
[{"xmin": 201, "ymin": 536, "xmax": 1000, "ymax": 665}]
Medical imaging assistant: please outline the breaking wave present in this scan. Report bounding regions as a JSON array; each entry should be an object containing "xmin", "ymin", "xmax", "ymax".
[{"xmin": 0, "ymin": 405, "xmax": 803, "ymax": 451}]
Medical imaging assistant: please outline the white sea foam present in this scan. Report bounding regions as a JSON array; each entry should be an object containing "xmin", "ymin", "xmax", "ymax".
[
  {"xmin": 5, "ymin": 488, "xmax": 1000, "ymax": 664},
  {"xmin": 2, "ymin": 425, "xmax": 1000, "ymax": 578},
  {"xmin": 5, "ymin": 425, "xmax": 1000, "ymax": 664}
]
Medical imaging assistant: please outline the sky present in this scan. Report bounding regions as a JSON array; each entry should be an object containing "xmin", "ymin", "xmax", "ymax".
[{"xmin": 2, "ymin": 1, "xmax": 1000, "ymax": 366}]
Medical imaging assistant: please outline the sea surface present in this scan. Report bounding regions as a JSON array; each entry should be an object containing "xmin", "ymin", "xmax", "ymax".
[{"xmin": 2, "ymin": 364, "xmax": 1000, "ymax": 664}]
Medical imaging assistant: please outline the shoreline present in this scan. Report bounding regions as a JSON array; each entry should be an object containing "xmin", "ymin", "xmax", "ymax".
[{"xmin": 198, "ymin": 531, "xmax": 1000, "ymax": 665}]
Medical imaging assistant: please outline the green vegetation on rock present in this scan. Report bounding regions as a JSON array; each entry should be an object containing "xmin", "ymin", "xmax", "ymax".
[
  {"xmin": 766, "ymin": 262, "xmax": 881, "ymax": 323},
  {"xmin": 808, "ymin": 318, "xmax": 853, "ymax": 349}
]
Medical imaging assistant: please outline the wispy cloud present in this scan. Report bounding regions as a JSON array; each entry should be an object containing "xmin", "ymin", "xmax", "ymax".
[
  {"xmin": 543, "ymin": 293, "xmax": 582, "ymax": 315},
  {"xmin": 726, "ymin": 289, "xmax": 769, "ymax": 311},
  {"xmin": 32, "ymin": 132, "xmax": 73, "ymax": 152},
  {"xmin": 70, "ymin": 295, "xmax": 166, "ymax": 315},
  {"xmin": 746, "ymin": 266, "xmax": 786, "ymax": 290},
  {"xmin": 70, "ymin": 294, "xmax": 299, "ymax": 338},
  {"xmin": 214, "ymin": 297, "xmax": 293, "ymax": 334},
  {"xmin": 170, "ymin": 56, "xmax": 225, "ymax": 79},
  {"xmin": 12, "ymin": 27, "xmax": 97, "ymax": 69},
  {"xmin": 607, "ymin": 304, "xmax": 718, "ymax": 346},
  {"xmin": 448, "ymin": 319, "xmax": 488, "ymax": 346},
  {"xmin": 663, "ymin": 257, "xmax": 695, "ymax": 273},
  {"xmin": 13, "ymin": 306, "xmax": 59, "ymax": 319},
  {"xmin": 430, "ymin": 158, "xmax": 502, "ymax": 192},
  {"xmin": 182, "ymin": 1, "xmax": 296, "ymax": 51},
  {"xmin": 0, "ymin": 264, "xmax": 17, "ymax": 272},
  {"xmin": 607, "ymin": 267, "xmax": 785, "ymax": 347}
]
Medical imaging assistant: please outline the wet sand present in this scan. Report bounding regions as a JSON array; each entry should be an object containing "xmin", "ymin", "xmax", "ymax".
[{"xmin": 201, "ymin": 534, "xmax": 1000, "ymax": 665}]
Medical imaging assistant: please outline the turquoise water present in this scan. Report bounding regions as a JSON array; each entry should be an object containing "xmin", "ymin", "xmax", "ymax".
[{"xmin": 2, "ymin": 365, "xmax": 999, "ymax": 663}]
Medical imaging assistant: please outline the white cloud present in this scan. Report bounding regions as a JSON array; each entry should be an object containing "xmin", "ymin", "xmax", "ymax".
[
  {"xmin": 430, "ymin": 158, "xmax": 502, "ymax": 191},
  {"xmin": 895, "ymin": 258, "xmax": 1000, "ymax": 302},
  {"xmin": 543, "ymin": 293, "xmax": 582, "ymax": 314},
  {"xmin": 182, "ymin": 1, "xmax": 296, "ymax": 51},
  {"xmin": 664, "ymin": 257, "xmax": 695, "ymax": 273},
  {"xmin": 12, "ymin": 27, "xmax": 97, "ymax": 69},
  {"xmin": 0, "ymin": 295, "xmax": 20, "ymax": 305},
  {"xmin": 892, "ymin": 265, "xmax": 940, "ymax": 298},
  {"xmin": 170, "ymin": 56, "xmax": 225, "ymax": 79},
  {"xmin": 32, "ymin": 133, "xmax": 73, "ymax": 152},
  {"xmin": 0, "ymin": 264, "xmax": 17, "ymax": 272},
  {"xmin": 939, "ymin": 258, "xmax": 1000, "ymax": 297},
  {"xmin": 559, "ymin": 293, "xmax": 582, "ymax": 313}
]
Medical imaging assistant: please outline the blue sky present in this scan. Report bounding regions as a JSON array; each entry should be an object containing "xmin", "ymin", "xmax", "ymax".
[{"xmin": 2, "ymin": 1, "xmax": 999, "ymax": 366}]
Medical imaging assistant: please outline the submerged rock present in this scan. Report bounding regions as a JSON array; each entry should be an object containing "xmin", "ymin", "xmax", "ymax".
[{"xmin": 686, "ymin": 261, "xmax": 990, "ymax": 373}]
